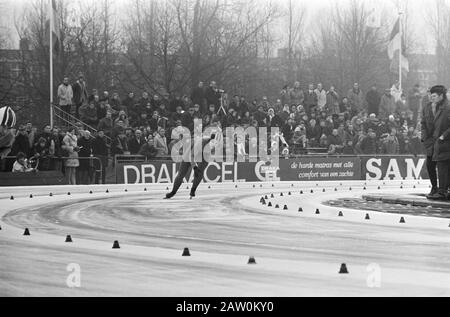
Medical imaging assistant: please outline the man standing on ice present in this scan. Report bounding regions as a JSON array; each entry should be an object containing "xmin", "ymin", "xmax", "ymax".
[
  {"xmin": 165, "ymin": 119, "xmax": 221, "ymax": 200},
  {"xmin": 427, "ymin": 85, "xmax": 450, "ymax": 201},
  {"xmin": 421, "ymin": 87, "xmax": 440, "ymax": 198}
]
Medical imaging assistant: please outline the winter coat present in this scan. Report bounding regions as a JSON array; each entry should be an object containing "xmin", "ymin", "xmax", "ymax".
[
  {"xmin": 57, "ymin": 84, "xmax": 73, "ymax": 106},
  {"xmin": 366, "ymin": 90, "xmax": 381, "ymax": 116},
  {"xmin": 78, "ymin": 137, "xmax": 93, "ymax": 171},
  {"xmin": 379, "ymin": 94, "xmax": 396, "ymax": 119},
  {"xmin": 381, "ymin": 137, "xmax": 400, "ymax": 154},
  {"xmin": 421, "ymin": 101, "xmax": 437, "ymax": 157},
  {"xmin": 360, "ymin": 136, "xmax": 378, "ymax": 155},
  {"xmin": 128, "ymin": 137, "xmax": 145, "ymax": 155},
  {"xmin": 11, "ymin": 133, "xmax": 30, "ymax": 157},
  {"xmin": 62, "ymin": 133, "xmax": 79, "ymax": 167},
  {"xmin": 72, "ymin": 80, "xmax": 88, "ymax": 105},
  {"xmin": 289, "ymin": 88, "xmax": 304, "ymax": 106},
  {"xmin": 431, "ymin": 99, "xmax": 450, "ymax": 162},
  {"xmin": 138, "ymin": 143, "xmax": 158, "ymax": 160},
  {"xmin": 315, "ymin": 89, "xmax": 327, "ymax": 110},
  {"xmin": 326, "ymin": 91, "xmax": 340, "ymax": 115},
  {"xmin": 347, "ymin": 88, "xmax": 365, "ymax": 113}
]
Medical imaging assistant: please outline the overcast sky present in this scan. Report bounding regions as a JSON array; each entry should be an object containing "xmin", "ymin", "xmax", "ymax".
[{"xmin": 0, "ymin": 0, "xmax": 443, "ymax": 53}]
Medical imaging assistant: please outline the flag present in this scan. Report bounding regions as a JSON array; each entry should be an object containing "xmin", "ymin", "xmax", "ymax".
[
  {"xmin": 387, "ymin": 19, "xmax": 402, "ymax": 59},
  {"xmin": 366, "ymin": 5, "xmax": 381, "ymax": 28},
  {"xmin": 390, "ymin": 50, "xmax": 409, "ymax": 75},
  {"xmin": 388, "ymin": 18, "xmax": 409, "ymax": 75},
  {"xmin": 44, "ymin": 0, "xmax": 61, "ymax": 52}
]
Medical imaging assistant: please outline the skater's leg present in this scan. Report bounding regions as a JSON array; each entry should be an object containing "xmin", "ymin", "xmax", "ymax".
[
  {"xmin": 190, "ymin": 162, "xmax": 208, "ymax": 197},
  {"xmin": 166, "ymin": 162, "xmax": 191, "ymax": 199}
]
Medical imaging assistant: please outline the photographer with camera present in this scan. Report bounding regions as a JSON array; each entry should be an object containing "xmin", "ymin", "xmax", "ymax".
[
  {"xmin": 206, "ymin": 81, "xmax": 221, "ymax": 108},
  {"xmin": 12, "ymin": 152, "xmax": 37, "ymax": 173}
]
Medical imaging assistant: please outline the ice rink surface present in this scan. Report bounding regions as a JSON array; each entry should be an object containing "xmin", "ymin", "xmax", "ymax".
[{"xmin": 0, "ymin": 180, "xmax": 449, "ymax": 297}]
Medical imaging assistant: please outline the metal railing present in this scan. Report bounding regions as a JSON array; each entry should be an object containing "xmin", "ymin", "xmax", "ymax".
[
  {"xmin": 114, "ymin": 153, "xmax": 426, "ymax": 165},
  {"xmin": 52, "ymin": 104, "xmax": 111, "ymax": 142}
]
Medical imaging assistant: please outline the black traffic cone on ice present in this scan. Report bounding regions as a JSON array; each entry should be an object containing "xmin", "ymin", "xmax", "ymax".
[
  {"xmin": 339, "ymin": 263, "xmax": 349, "ymax": 274},
  {"xmin": 65, "ymin": 235, "xmax": 73, "ymax": 243},
  {"xmin": 112, "ymin": 240, "xmax": 120, "ymax": 249},
  {"xmin": 248, "ymin": 256, "xmax": 257, "ymax": 264},
  {"xmin": 182, "ymin": 248, "xmax": 191, "ymax": 256},
  {"xmin": 23, "ymin": 228, "xmax": 30, "ymax": 236}
]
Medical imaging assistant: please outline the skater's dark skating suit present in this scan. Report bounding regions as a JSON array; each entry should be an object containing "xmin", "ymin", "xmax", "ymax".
[{"xmin": 165, "ymin": 136, "xmax": 214, "ymax": 199}]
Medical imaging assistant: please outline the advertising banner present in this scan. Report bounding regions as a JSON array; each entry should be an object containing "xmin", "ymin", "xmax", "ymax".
[
  {"xmin": 361, "ymin": 156, "xmax": 428, "ymax": 180},
  {"xmin": 116, "ymin": 161, "xmax": 281, "ymax": 184},
  {"xmin": 116, "ymin": 156, "xmax": 429, "ymax": 184},
  {"xmin": 279, "ymin": 157, "xmax": 361, "ymax": 181}
]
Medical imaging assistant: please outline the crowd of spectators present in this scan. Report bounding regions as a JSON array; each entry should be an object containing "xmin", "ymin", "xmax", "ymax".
[
  {"xmin": 2, "ymin": 73, "xmax": 441, "ymax": 184},
  {"xmin": 58, "ymin": 74, "xmax": 431, "ymax": 158}
]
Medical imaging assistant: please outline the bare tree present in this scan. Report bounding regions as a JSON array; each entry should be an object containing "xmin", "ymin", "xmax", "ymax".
[
  {"xmin": 121, "ymin": 0, "xmax": 279, "ymax": 97},
  {"xmin": 307, "ymin": 0, "xmax": 390, "ymax": 94},
  {"xmin": 286, "ymin": 0, "xmax": 307, "ymax": 83},
  {"xmin": 425, "ymin": 0, "xmax": 450, "ymax": 84}
]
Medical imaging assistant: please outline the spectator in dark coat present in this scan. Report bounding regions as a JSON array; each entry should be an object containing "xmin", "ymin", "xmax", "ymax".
[
  {"xmin": 266, "ymin": 108, "xmax": 284, "ymax": 130},
  {"xmin": 111, "ymin": 127, "xmax": 129, "ymax": 157},
  {"xmin": 205, "ymin": 81, "xmax": 220, "ymax": 108},
  {"xmin": 72, "ymin": 73, "xmax": 88, "ymax": 117},
  {"xmin": 191, "ymin": 82, "xmax": 206, "ymax": 112},
  {"xmin": 307, "ymin": 119, "xmax": 321, "ymax": 146},
  {"xmin": 128, "ymin": 129, "xmax": 146, "ymax": 155},
  {"xmin": 79, "ymin": 102, "xmax": 98, "ymax": 127},
  {"xmin": 91, "ymin": 130, "xmax": 109, "ymax": 184},
  {"xmin": 98, "ymin": 111, "xmax": 114, "ymax": 137},
  {"xmin": 421, "ymin": 92, "xmax": 439, "ymax": 196},
  {"xmin": 123, "ymin": 92, "xmax": 136, "ymax": 114},
  {"xmin": 137, "ymin": 92, "xmax": 153, "ymax": 116},
  {"xmin": 429, "ymin": 86, "xmax": 450, "ymax": 200},
  {"xmin": 304, "ymin": 84, "xmax": 318, "ymax": 115},
  {"xmin": 11, "ymin": 125, "xmax": 31, "ymax": 157},
  {"xmin": 169, "ymin": 95, "xmax": 184, "ymax": 113},
  {"xmin": 77, "ymin": 130, "xmax": 94, "ymax": 184},
  {"xmin": 360, "ymin": 130, "xmax": 378, "ymax": 154},
  {"xmin": 366, "ymin": 85, "xmax": 381, "ymax": 116},
  {"xmin": 33, "ymin": 137, "xmax": 52, "ymax": 171},
  {"xmin": 327, "ymin": 129, "xmax": 344, "ymax": 154},
  {"xmin": 253, "ymin": 106, "xmax": 267, "ymax": 127},
  {"xmin": 138, "ymin": 134, "xmax": 158, "ymax": 160}
]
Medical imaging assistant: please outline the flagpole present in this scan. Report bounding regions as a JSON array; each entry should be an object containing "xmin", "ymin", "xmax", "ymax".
[
  {"xmin": 49, "ymin": 0, "xmax": 54, "ymax": 129},
  {"xmin": 399, "ymin": 11, "xmax": 402, "ymax": 94}
]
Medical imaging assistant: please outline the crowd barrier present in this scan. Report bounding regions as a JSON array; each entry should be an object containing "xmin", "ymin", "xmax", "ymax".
[
  {"xmin": 0, "ymin": 156, "xmax": 104, "ymax": 186},
  {"xmin": 115, "ymin": 155, "xmax": 429, "ymax": 184}
]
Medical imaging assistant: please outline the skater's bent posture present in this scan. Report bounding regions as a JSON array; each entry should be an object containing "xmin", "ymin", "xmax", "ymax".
[{"xmin": 165, "ymin": 124, "xmax": 219, "ymax": 199}]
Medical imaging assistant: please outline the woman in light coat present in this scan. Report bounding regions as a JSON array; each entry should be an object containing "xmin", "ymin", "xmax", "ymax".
[{"xmin": 62, "ymin": 128, "xmax": 79, "ymax": 185}]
